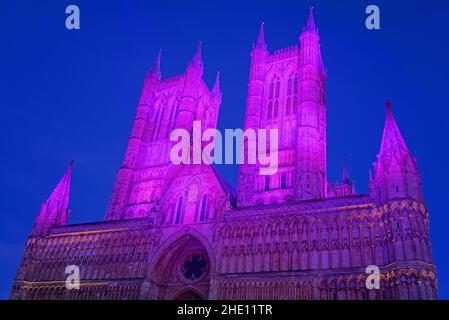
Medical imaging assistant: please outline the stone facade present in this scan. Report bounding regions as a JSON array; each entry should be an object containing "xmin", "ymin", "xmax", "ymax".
[{"xmin": 10, "ymin": 8, "xmax": 437, "ymax": 300}]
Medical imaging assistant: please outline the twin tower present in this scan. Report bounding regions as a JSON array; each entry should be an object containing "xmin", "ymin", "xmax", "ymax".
[
  {"xmin": 237, "ymin": 7, "xmax": 423, "ymax": 207},
  {"xmin": 32, "ymin": 7, "xmax": 424, "ymax": 232},
  {"xmin": 108, "ymin": 6, "xmax": 330, "ymax": 220},
  {"xmin": 238, "ymin": 7, "xmax": 327, "ymax": 206}
]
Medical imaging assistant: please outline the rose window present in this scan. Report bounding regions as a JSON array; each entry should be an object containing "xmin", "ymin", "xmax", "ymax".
[{"xmin": 181, "ymin": 254, "xmax": 208, "ymax": 281}]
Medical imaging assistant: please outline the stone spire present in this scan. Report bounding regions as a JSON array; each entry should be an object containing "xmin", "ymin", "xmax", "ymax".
[
  {"xmin": 148, "ymin": 49, "xmax": 162, "ymax": 79},
  {"xmin": 189, "ymin": 41, "xmax": 203, "ymax": 68},
  {"xmin": 254, "ymin": 21, "xmax": 267, "ymax": 50},
  {"xmin": 176, "ymin": 42, "xmax": 205, "ymax": 135},
  {"xmin": 299, "ymin": 6, "xmax": 326, "ymax": 75},
  {"xmin": 32, "ymin": 161, "xmax": 73, "ymax": 235},
  {"xmin": 372, "ymin": 101, "xmax": 423, "ymax": 202},
  {"xmin": 341, "ymin": 159, "xmax": 351, "ymax": 184},
  {"xmin": 332, "ymin": 158, "xmax": 354, "ymax": 197},
  {"xmin": 305, "ymin": 6, "xmax": 318, "ymax": 33},
  {"xmin": 378, "ymin": 101, "xmax": 410, "ymax": 161},
  {"xmin": 295, "ymin": 6, "xmax": 327, "ymax": 201}
]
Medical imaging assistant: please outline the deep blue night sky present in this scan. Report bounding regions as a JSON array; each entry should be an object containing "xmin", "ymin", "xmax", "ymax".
[{"xmin": 1, "ymin": 0, "xmax": 448, "ymax": 299}]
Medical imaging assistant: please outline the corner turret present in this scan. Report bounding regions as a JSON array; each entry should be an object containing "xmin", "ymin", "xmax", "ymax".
[
  {"xmin": 371, "ymin": 102, "xmax": 423, "ymax": 203},
  {"xmin": 32, "ymin": 161, "xmax": 73, "ymax": 235}
]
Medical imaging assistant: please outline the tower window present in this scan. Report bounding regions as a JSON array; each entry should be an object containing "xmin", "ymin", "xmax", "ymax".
[
  {"xmin": 265, "ymin": 176, "xmax": 270, "ymax": 192},
  {"xmin": 175, "ymin": 197, "xmax": 183, "ymax": 224},
  {"xmin": 151, "ymin": 107, "xmax": 161, "ymax": 141},
  {"xmin": 156, "ymin": 108, "xmax": 166, "ymax": 140},
  {"xmin": 293, "ymin": 97, "xmax": 298, "ymax": 114},
  {"xmin": 281, "ymin": 173, "xmax": 287, "ymax": 189},
  {"xmin": 169, "ymin": 203, "xmax": 176, "ymax": 225},
  {"xmin": 274, "ymin": 101, "xmax": 279, "ymax": 118},
  {"xmin": 286, "ymin": 98, "xmax": 291, "ymax": 115},
  {"xmin": 268, "ymin": 102, "xmax": 273, "ymax": 120},
  {"xmin": 175, "ymin": 103, "xmax": 179, "ymax": 118},
  {"xmin": 199, "ymin": 195, "xmax": 207, "ymax": 222}
]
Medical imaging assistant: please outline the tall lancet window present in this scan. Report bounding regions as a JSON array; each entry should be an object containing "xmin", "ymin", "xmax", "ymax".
[
  {"xmin": 168, "ymin": 203, "xmax": 175, "ymax": 225},
  {"xmin": 166, "ymin": 100, "xmax": 177, "ymax": 138},
  {"xmin": 267, "ymin": 77, "xmax": 280, "ymax": 121},
  {"xmin": 265, "ymin": 176, "xmax": 270, "ymax": 192},
  {"xmin": 175, "ymin": 197, "xmax": 183, "ymax": 224},
  {"xmin": 156, "ymin": 107, "xmax": 166, "ymax": 140},
  {"xmin": 267, "ymin": 102, "xmax": 273, "ymax": 120},
  {"xmin": 151, "ymin": 107, "xmax": 161, "ymax": 141},
  {"xmin": 199, "ymin": 195, "xmax": 208, "ymax": 222},
  {"xmin": 170, "ymin": 99, "xmax": 180, "ymax": 134},
  {"xmin": 286, "ymin": 74, "xmax": 299, "ymax": 116},
  {"xmin": 269, "ymin": 83, "xmax": 274, "ymax": 99},
  {"xmin": 281, "ymin": 173, "xmax": 287, "ymax": 189}
]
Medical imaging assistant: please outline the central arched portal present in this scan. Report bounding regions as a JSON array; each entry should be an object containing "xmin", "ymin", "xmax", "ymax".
[
  {"xmin": 152, "ymin": 235, "xmax": 211, "ymax": 300},
  {"xmin": 174, "ymin": 290, "xmax": 204, "ymax": 301}
]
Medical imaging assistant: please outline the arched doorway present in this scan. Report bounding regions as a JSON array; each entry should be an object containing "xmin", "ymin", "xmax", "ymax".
[
  {"xmin": 174, "ymin": 289, "xmax": 204, "ymax": 300},
  {"xmin": 151, "ymin": 235, "xmax": 211, "ymax": 300}
]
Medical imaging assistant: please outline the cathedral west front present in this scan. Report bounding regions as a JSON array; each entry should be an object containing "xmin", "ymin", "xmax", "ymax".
[{"xmin": 10, "ymin": 8, "xmax": 437, "ymax": 300}]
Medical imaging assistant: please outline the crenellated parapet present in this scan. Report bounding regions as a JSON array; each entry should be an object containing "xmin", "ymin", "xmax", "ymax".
[{"xmin": 266, "ymin": 45, "xmax": 300, "ymax": 64}]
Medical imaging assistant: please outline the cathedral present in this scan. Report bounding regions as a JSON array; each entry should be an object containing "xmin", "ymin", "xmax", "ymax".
[{"xmin": 10, "ymin": 8, "xmax": 437, "ymax": 300}]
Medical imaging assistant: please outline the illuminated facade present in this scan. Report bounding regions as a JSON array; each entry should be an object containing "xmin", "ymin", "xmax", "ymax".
[{"xmin": 10, "ymin": 8, "xmax": 437, "ymax": 300}]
